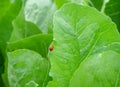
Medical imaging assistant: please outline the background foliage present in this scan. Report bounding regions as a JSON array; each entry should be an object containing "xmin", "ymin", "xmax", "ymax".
[{"xmin": 0, "ymin": 0, "xmax": 120, "ymax": 87}]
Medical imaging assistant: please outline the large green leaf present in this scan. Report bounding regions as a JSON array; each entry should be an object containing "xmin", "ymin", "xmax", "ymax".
[
  {"xmin": 105, "ymin": 0, "xmax": 120, "ymax": 32},
  {"xmin": 25, "ymin": 0, "xmax": 56, "ymax": 33},
  {"xmin": 0, "ymin": 0, "xmax": 22, "ymax": 86},
  {"xmin": 7, "ymin": 49, "xmax": 50, "ymax": 87},
  {"xmin": 48, "ymin": 3, "xmax": 120, "ymax": 87},
  {"xmin": 8, "ymin": 34, "xmax": 53, "ymax": 58},
  {"xmin": 70, "ymin": 51, "xmax": 120, "ymax": 87}
]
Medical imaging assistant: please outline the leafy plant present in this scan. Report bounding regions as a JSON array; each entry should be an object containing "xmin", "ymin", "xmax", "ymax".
[
  {"xmin": 0, "ymin": 0, "xmax": 120, "ymax": 87},
  {"xmin": 48, "ymin": 3, "xmax": 120, "ymax": 87}
]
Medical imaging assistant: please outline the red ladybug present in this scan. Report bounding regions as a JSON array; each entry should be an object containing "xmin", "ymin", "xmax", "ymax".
[{"xmin": 49, "ymin": 45, "xmax": 54, "ymax": 51}]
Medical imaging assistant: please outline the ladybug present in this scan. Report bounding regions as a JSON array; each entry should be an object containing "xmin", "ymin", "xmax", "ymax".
[{"xmin": 49, "ymin": 45, "xmax": 54, "ymax": 51}]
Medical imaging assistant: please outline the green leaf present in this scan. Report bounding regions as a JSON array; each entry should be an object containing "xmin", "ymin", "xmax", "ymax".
[
  {"xmin": 10, "ymin": 7, "xmax": 42, "ymax": 42},
  {"xmin": 90, "ymin": 0, "xmax": 104, "ymax": 11},
  {"xmin": 25, "ymin": 0, "xmax": 56, "ymax": 33},
  {"xmin": 0, "ymin": 0, "xmax": 22, "ymax": 56},
  {"xmin": 89, "ymin": 0, "xmax": 120, "ymax": 32},
  {"xmin": 54, "ymin": 0, "xmax": 89, "ymax": 8},
  {"xmin": 8, "ymin": 34, "xmax": 53, "ymax": 58},
  {"xmin": 48, "ymin": 3, "xmax": 120, "ymax": 87},
  {"xmin": 105, "ymin": 0, "xmax": 120, "ymax": 32},
  {"xmin": 70, "ymin": 51, "xmax": 120, "ymax": 87},
  {"xmin": 0, "ymin": 0, "xmax": 22, "ymax": 86},
  {"xmin": 7, "ymin": 49, "xmax": 50, "ymax": 87},
  {"xmin": 54, "ymin": 0, "xmax": 68, "ymax": 8}
]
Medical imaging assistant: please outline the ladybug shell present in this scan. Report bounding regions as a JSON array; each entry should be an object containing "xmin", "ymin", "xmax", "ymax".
[{"xmin": 49, "ymin": 45, "xmax": 54, "ymax": 51}]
